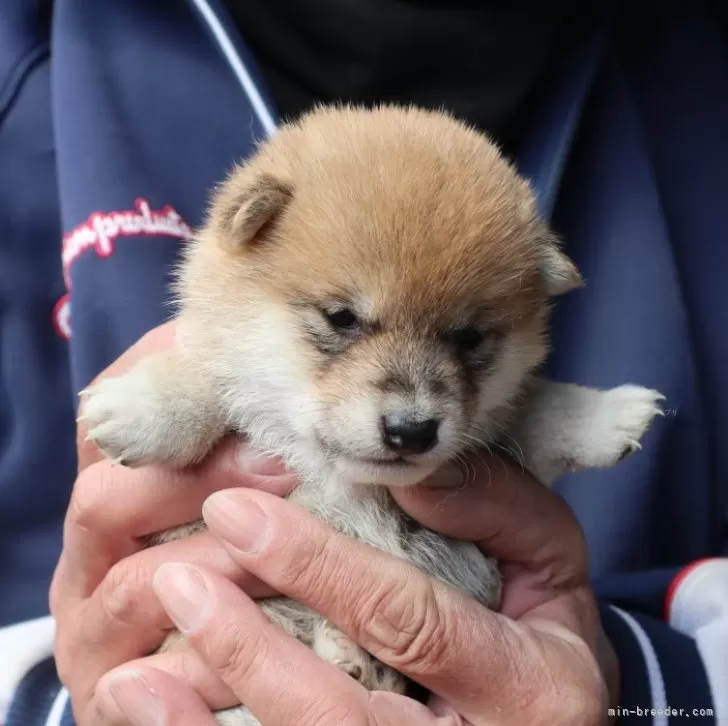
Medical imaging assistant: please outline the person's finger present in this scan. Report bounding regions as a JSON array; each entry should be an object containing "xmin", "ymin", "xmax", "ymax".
[
  {"xmin": 150, "ymin": 564, "xmax": 456, "ymax": 726},
  {"xmin": 94, "ymin": 666, "xmax": 218, "ymax": 726},
  {"xmin": 91, "ymin": 647, "xmax": 239, "ymax": 723},
  {"xmin": 54, "ymin": 531, "xmax": 277, "ymax": 715},
  {"xmin": 389, "ymin": 455, "xmax": 588, "ymax": 617},
  {"xmin": 77, "ymin": 322, "xmax": 178, "ymax": 472},
  {"xmin": 95, "ymin": 658, "xmax": 462, "ymax": 726},
  {"xmin": 152, "ymin": 563, "xmax": 370, "ymax": 726},
  {"xmin": 54, "ymin": 438, "xmax": 296, "ymax": 602},
  {"xmin": 95, "ymin": 660, "xmax": 456, "ymax": 726},
  {"xmin": 200, "ymin": 489, "xmax": 602, "ymax": 724}
]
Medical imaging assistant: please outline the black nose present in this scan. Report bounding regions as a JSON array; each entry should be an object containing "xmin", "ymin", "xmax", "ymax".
[{"xmin": 381, "ymin": 416, "xmax": 440, "ymax": 455}]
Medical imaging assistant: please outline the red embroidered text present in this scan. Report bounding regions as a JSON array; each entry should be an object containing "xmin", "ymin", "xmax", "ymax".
[{"xmin": 53, "ymin": 198, "xmax": 192, "ymax": 339}]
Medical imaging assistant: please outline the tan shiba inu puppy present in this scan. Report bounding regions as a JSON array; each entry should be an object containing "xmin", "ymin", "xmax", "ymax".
[{"xmin": 81, "ymin": 105, "xmax": 664, "ymax": 725}]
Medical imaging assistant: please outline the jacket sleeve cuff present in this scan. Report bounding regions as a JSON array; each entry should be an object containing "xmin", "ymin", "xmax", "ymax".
[
  {"xmin": 0, "ymin": 615, "xmax": 72, "ymax": 726},
  {"xmin": 600, "ymin": 557, "xmax": 728, "ymax": 724},
  {"xmin": 3, "ymin": 658, "xmax": 70, "ymax": 726}
]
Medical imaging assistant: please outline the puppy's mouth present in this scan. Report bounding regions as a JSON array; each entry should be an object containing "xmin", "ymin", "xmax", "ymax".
[
  {"xmin": 315, "ymin": 434, "xmax": 434, "ymax": 476},
  {"xmin": 357, "ymin": 456, "xmax": 415, "ymax": 467},
  {"xmin": 315, "ymin": 434, "xmax": 415, "ymax": 466},
  {"xmin": 343, "ymin": 452, "xmax": 437, "ymax": 487}
]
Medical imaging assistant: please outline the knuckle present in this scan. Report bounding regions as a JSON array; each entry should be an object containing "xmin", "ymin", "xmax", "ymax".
[
  {"xmin": 359, "ymin": 576, "xmax": 448, "ymax": 673},
  {"xmin": 299, "ymin": 699, "xmax": 364, "ymax": 726},
  {"xmin": 209, "ymin": 622, "xmax": 267, "ymax": 685},
  {"xmin": 96, "ymin": 559, "xmax": 148, "ymax": 628},
  {"xmin": 276, "ymin": 531, "xmax": 342, "ymax": 602},
  {"xmin": 168, "ymin": 647, "xmax": 205, "ymax": 684},
  {"xmin": 66, "ymin": 465, "xmax": 114, "ymax": 534}
]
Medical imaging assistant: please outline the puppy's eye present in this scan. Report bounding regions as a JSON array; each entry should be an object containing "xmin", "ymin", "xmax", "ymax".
[
  {"xmin": 324, "ymin": 308, "xmax": 360, "ymax": 331},
  {"xmin": 450, "ymin": 326, "xmax": 485, "ymax": 352}
]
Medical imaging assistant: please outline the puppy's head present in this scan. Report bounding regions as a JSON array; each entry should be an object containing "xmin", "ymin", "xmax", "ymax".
[{"xmin": 186, "ymin": 105, "xmax": 582, "ymax": 486}]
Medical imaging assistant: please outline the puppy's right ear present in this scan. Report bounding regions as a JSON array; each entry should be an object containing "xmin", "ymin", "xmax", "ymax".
[
  {"xmin": 215, "ymin": 171, "xmax": 294, "ymax": 247},
  {"xmin": 537, "ymin": 241, "xmax": 584, "ymax": 296}
]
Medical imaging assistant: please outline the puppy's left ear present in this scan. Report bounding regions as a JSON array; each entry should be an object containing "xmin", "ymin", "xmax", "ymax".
[
  {"xmin": 213, "ymin": 169, "xmax": 294, "ymax": 248},
  {"xmin": 537, "ymin": 233, "xmax": 584, "ymax": 296}
]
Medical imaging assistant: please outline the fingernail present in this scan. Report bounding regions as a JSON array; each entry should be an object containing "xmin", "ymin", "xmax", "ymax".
[
  {"xmin": 105, "ymin": 670, "xmax": 164, "ymax": 726},
  {"xmin": 203, "ymin": 491, "xmax": 270, "ymax": 553},
  {"xmin": 236, "ymin": 442, "xmax": 287, "ymax": 477},
  {"xmin": 153, "ymin": 563, "xmax": 211, "ymax": 633}
]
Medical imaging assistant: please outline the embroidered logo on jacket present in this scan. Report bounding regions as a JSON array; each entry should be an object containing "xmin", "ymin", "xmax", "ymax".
[{"xmin": 53, "ymin": 199, "xmax": 192, "ymax": 339}]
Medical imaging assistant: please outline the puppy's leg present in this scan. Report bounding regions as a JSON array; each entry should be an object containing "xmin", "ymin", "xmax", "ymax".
[
  {"xmin": 511, "ymin": 379, "xmax": 665, "ymax": 486},
  {"xmin": 80, "ymin": 350, "xmax": 225, "ymax": 467}
]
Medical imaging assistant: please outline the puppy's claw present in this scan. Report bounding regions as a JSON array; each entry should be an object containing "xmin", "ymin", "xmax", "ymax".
[{"xmin": 618, "ymin": 439, "xmax": 643, "ymax": 462}]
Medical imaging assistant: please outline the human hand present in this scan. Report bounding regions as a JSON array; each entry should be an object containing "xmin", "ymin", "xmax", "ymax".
[
  {"xmin": 50, "ymin": 322, "xmax": 298, "ymax": 725},
  {"xmin": 93, "ymin": 457, "xmax": 616, "ymax": 725}
]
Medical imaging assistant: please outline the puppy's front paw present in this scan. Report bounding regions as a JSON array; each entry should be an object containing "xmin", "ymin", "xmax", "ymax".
[
  {"xmin": 80, "ymin": 369, "xmax": 174, "ymax": 466},
  {"xmin": 591, "ymin": 385, "xmax": 665, "ymax": 465}
]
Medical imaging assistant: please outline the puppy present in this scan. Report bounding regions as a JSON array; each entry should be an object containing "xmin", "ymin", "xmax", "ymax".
[{"xmin": 81, "ymin": 105, "xmax": 664, "ymax": 725}]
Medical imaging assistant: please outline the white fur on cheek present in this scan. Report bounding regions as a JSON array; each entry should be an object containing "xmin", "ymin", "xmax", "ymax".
[
  {"xmin": 190, "ymin": 300, "xmax": 329, "ymax": 478},
  {"xmin": 481, "ymin": 331, "xmax": 545, "ymax": 413},
  {"xmin": 469, "ymin": 329, "xmax": 548, "ymax": 440}
]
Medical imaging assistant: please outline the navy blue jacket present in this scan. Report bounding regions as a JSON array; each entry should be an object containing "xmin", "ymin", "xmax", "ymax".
[{"xmin": 1, "ymin": 1, "xmax": 727, "ymax": 724}]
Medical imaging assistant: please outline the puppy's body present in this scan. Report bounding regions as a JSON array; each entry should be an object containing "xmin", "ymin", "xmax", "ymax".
[{"xmin": 82, "ymin": 106, "xmax": 664, "ymax": 725}]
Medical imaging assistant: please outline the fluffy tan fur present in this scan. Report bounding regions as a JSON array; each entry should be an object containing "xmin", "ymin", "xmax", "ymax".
[{"xmin": 183, "ymin": 104, "xmax": 577, "ymax": 361}]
